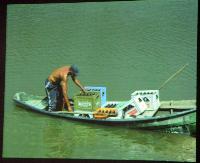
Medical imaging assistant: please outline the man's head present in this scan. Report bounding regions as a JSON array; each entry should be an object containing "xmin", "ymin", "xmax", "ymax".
[{"xmin": 70, "ymin": 64, "xmax": 79, "ymax": 76}]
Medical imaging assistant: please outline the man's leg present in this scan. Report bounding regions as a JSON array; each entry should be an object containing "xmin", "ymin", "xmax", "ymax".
[
  {"xmin": 45, "ymin": 80, "xmax": 57, "ymax": 111},
  {"xmin": 56, "ymin": 86, "xmax": 64, "ymax": 111},
  {"xmin": 47, "ymin": 88, "xmax": 57, "ymax": 111}
]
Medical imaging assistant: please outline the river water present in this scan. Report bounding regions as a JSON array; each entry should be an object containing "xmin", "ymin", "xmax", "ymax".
[{"xmin": 3, "ymin": 0, "xmax": 197, "ymax": 161}]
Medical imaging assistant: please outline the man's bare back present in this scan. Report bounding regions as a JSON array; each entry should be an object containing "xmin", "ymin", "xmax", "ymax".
[{"xmin": 48, "ymin": 66, "xmax": 70, "ymax": 84}]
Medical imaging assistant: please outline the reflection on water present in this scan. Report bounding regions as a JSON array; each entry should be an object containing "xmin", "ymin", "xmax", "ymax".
[
  {"xmin": 41, "ymin": 117, "xmax": 196, "ymax": 161},
  {"xmin": 43, "ymin": 120, "xmax": 69, "ymax": 157},
  {"xmin": 2, "ymin": 103, "xmax": 196, "ymax": 161}
]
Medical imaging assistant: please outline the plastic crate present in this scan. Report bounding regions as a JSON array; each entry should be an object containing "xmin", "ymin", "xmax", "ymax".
[
  {"xmin": 84, "ymin": 86, "xmax": 106, "ymax": 107},
  {"xmin": 120, "ymin": 96, "xmax": 147, "ymax": 118},
  {"xmin": 131, "ymin": 95, "xmax": 148, "ymax": 113},
  {"xmin": 131, "ymin": 90, "xmax": 160, "ymax": 110},
  {"xmin": 73, "ymin": 92, "xmax": 101, "ymax": 111}
]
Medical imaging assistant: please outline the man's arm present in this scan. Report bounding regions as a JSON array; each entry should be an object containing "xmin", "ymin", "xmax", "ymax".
[
  {"xmin": 71, "ymin": 75, "xmax": 86, "ymax": 93},
  {"xmin": 60, "ymin": 77, "xmax": 72, "ymax": 111}
]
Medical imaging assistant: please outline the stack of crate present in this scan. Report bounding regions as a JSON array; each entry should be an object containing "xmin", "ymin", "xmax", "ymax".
[
  {"xmin": 73, "ymin": 91, "xmax": 101, "ymax": 112},
  {"xmin": 84, "ymin": 86, "xmax": 107, "ymax": 107},
  {"xmin": 131, "ymin": 90, "xmax": 160, "ymax": 110},
  {"xmin": 121, "ymin": 96, "xmax": 147, "ymax": 118},
  {"xmin": 73, "ymin": 86, "xmax": 106, "ymax": 112}
]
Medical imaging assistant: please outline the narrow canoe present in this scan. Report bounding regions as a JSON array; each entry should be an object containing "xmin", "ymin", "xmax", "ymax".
[{"xmin": 13, "ymin": 92, "xmax": 196, "ymax": 135}]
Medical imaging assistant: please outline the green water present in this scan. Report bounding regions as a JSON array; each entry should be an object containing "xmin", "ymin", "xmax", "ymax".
[{"xmin": 3, "ymin": 0, "xmax": 197, "ymax": 161}]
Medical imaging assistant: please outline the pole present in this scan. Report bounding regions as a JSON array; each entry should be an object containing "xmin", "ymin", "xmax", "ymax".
[{"xmin": 158, "ymin": 63, "xmax": 189, "ymax": 90}]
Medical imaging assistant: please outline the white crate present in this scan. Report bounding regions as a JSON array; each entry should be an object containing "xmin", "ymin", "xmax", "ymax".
[
  {"xmin": 124, "ymin": 95, "xmax": 147, "ymax": 118},
  {"xmin": 132, "ymin": 95, "xmax": 147, "ymax": 112},
  {"xmin": 131, "ymin": 90, "xmax": 160, "ymax": 110}
]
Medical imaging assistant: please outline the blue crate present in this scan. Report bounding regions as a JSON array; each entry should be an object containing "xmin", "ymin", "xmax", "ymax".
[{"xmin": 84, "ymin": 86, "xmax": 106, "ymax": 107}]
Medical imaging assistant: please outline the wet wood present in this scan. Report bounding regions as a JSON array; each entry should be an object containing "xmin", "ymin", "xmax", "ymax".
[
  {"xmin": 160, "ymin": 100, "xmax": 196, "ymax": 109},
  {"xmin": 141, "ymin": 108, "xmax": 159, "ymax": 117},
  {"xmin": 52, "ymin": 110, "xmax": 116, "ymax": 116}
]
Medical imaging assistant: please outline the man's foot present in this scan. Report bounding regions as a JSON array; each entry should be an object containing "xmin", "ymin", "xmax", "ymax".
[{"xmin": 68, "ymin": 109, "xmax": 73, "ymax": 112}]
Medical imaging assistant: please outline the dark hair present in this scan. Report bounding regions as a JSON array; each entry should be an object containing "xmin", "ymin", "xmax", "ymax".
[{"xmin": 70, "ymin": 64, "xmax": 79, "ymax": 75}]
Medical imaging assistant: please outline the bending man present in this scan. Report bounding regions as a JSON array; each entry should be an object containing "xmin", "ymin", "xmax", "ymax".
[{"xmin": 45, "ymin": 65, "xmax": 86, "ymax": 112}]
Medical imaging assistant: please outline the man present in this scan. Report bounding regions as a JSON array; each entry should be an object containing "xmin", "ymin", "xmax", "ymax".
[{"xmin": 45, "ymin": 65, "xmax": 86, "ymax": 112}]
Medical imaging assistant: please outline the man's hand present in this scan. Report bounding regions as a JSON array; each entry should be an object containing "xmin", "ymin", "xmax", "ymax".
[
  {"xmin": 80, "ymin": 89, "xmax": 87, "ymax": 95},
  {"xmin": 81, "ymin": 88, "xmax": 87, "ymax": 93}
]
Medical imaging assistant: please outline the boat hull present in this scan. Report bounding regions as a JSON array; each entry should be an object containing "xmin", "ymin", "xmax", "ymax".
[{"xmin": 13, "ymin": 92, "xmax": 196, "ymax": 135}]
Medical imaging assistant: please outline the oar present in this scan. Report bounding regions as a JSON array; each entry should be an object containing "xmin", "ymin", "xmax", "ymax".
[{"xmin": 158, "ymin": 63, "xmax": 189, "ymax": 90}]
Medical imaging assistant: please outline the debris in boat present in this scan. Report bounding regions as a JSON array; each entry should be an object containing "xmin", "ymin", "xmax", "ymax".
[
  {"xmin": 92, "ymin": 108, "xmax": 117, "ymax": 119},
  {"xmin": 96, "ymin": 108, "xmax": 117, "ymax": 115},
  {"xmin": 93, "ymin": 113, "xmax": 109, "ymax": 119}
]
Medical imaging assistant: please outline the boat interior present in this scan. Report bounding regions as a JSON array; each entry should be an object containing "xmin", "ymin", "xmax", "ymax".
[{"xmin": 14, "ymin": 92, "xmax": 196, "ymax": 120}]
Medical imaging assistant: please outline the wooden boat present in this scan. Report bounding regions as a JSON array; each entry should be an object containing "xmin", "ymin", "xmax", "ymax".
[{"xmin": 13, "ymin": 92, "xmax": 196, "ymax": 135}]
